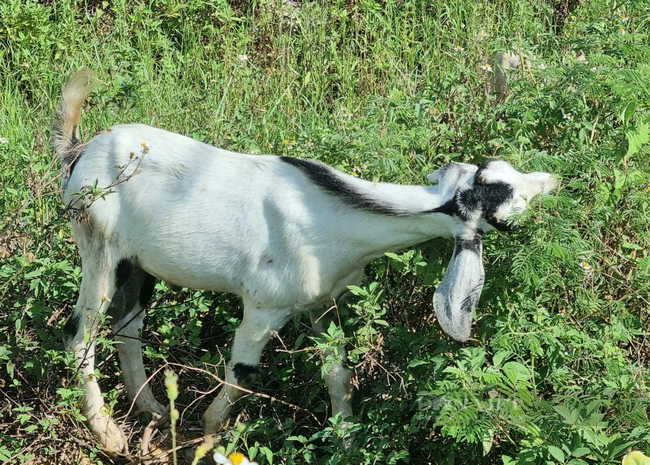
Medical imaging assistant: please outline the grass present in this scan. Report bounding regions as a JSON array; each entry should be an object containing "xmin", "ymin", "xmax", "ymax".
[{"xmin": 1, "ymin": 0, "xmax": 650, "ymax": 463}]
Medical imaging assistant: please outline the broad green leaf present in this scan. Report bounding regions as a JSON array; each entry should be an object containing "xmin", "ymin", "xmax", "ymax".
[
  {"xmin": 627, "ymin": 122, "xmax": 649, "ymax": 157},
  {"xmin": 548, "ymin": 445, "xmax": 565, "ymax": 463}
]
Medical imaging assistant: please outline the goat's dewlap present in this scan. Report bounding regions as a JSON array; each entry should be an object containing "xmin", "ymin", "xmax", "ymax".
[{"xmin": 52, "ymin": 69, "xmax": 558, "ymax": 453}]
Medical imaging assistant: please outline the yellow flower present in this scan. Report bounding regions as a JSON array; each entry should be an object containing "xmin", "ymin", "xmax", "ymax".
[
  {"xmin": 481, "ymin": 63, "xmax": 492, "ymax": 72},
  {"xmin": 455, "ymin": 45, "xmax": 464, "ymax": 52},
  {"xmin": 21, "ymin": 61, "xmax": 29, "ymax": 67},
  {"xmin": 478, "ymin": 30, "xmax": 487, "ymax": 40},
  {"xmin": 0, "ymin": 137, "xmax": 8, "ymax": 144}
]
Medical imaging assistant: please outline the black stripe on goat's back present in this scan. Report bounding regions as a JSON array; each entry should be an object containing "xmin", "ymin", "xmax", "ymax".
[{"xmin": 280, "ymin": 156, "xmax": 406, "ymax": 216}]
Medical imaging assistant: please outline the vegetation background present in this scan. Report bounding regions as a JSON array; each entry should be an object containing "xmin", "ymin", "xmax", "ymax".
[{"xmin": 1, "ymin": 0, "xmax": 650, "ymax": 463}]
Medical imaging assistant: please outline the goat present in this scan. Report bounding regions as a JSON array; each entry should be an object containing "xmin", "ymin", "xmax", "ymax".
[{"xmin": 53, "ymin": 70, "xmax": 557, "ymax": 453}]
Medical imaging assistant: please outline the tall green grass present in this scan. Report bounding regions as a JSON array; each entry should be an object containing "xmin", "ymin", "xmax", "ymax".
[{"xmin": 1, "ymin": 0, "xmax": 650, "ymax": 463}]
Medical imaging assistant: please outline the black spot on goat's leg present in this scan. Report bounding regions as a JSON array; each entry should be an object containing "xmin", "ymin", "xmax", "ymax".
[
  {"xmin": 233, "ymin": 363, "xmax": 258, "ymax": 389},
  {"xmin": 115, "ymin": 259, "xmax": 133, "ymax": 288},
  {"xmin": 139, "ymin": 273, "xmax": 157, "ymax": 307},
  {"xmin": 63, "ymin": 312, "xmax": 81, "ymax": 343}
]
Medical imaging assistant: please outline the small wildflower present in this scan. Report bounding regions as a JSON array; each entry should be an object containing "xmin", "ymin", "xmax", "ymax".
[
  {"xmin": 620, "ymin": 28, "xmax": 626, "ymax": 35},
  {"xmin": 539, "ymin": 63, "xmax": 548, "ymax": 70},
  {"xmin": 213, "ymin": 450, "xmax": 258, "ymax": 465},
  {"xmin": 455, "ymin": 45, "xmax": 464, "ymax": 52},
  {"xmin": 351, "ymin": 165, "xmax": 360, "ymax": 177},
  {"xmin": 0, "ymin": 137, "xmax": 8, "ymax": 144},
  {"xmin": 250, "ymin": 150, "xmax": 259, "ymax": 154},
  {"xmin": 563, "ymin": 113, "xmax": 572, "ymax": 120},
  {"xmin": 226, "ymin": 134, "xmax": 232, "ymax": 140},
  {"xmin": 20, "ymin": 61, "xmax": 29, "ymax": 67},
  {"xmin": 141, "ymin": 141, "xmax": 151, "ymax": 154},
  {"xmin": 481, "ymin": 63, "xmax": 493, "ymax": 72},
  {"xmin": 621, "ymin": 14, "xmax": 629, "ymax": 22},
  {"xmin": 478, "ymin": 30, "xmax": 487, "ymax": 40},
  {"xmin": 341, "ymin": 106, "xmax": 353, "ymax": 118},
  {"xmin": 214, "ymin": 451, "xmax": 230, "ymax": 464},
  {"xmin": 306, "ymin": 141, "xmax": 314, "ymax": 148},
  {"xmin": 461, "ymin": 23, "xmax": 466, "ymax": 29},
  {"xmin": 647, "ymin": 186, "xmax": 650, "ymax": 192},
  {"xmin": 267, "ymin": 142, "xmax": 274, "ymax": 148},
  {"xmin": 211, "ymin": 78, "xmax": 217, "ymax": 83},
  {"xmin": 590, "ymin": 66, "xmax": 597, "ymax": 72},
  {"xmin": 101, "ymin": 295, "xmax": 111, "ymax": 303},
  {"xmin": 238, "ymin": 54, "xmax": 248, "ymax": 61},
  {"xmin": 283, "ymin": 139, "xmax": 289, "ymax": 145}
]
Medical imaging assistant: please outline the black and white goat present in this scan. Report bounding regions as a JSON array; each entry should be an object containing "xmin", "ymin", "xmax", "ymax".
[{"xmin": 53, "ymin": 70, "xmax": 557, "ymax": 453}]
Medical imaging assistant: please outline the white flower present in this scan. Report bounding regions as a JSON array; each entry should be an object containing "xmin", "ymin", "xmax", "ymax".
[
  {"xmin": 621, "ymin": 15, "xmax": 629, "ymax": 22},
  {"xmin": 620, "ymin": 28, "xmax": 626, "ymax": 35},
  {"xmin": 238, "ymin": 54, "xmax": 248, "ymax": 61},
  {"xmin": 563, "ymin": 113, "xmax": 572, "ymax": 120},
  {"xmin": 539, "ymin": 63, "xmax": 547, "ymax": 70},
  {"xmin": 341, "ymin": 107, "xmax": 353, "ymax": 118},
  {"xmin": 213, "ymin": 452, "xmax": 230, "ymax": 464},
  {"xmin": 455, "ymin": 45, "xmax": 464, "ymax": 52},
  {"xmin": 20, "ymin": 61, "xmax": 29, "ymax": 67},
  {"xmin": 478, "ymin": 30, "xmax": 487, "ymax": 40},
  {"xmin": 461, "ymin": 23, "xmax": 466, "ymax": 29},
  {"xmin": 0, "ymin": 137, "xmax": 8, "ymax": 144},
  {"xmin": 481, "ymin": 63, "xmax": 493, "ymax": 72},
  {"xmin": 250, "ymin": 149, "xmax": 259, "ymax": 154}
]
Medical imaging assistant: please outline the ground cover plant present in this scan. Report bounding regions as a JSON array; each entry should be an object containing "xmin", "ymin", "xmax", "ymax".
[{"xmin": 1, "ymin": 0, "xmax": 649, "ymax": 463}]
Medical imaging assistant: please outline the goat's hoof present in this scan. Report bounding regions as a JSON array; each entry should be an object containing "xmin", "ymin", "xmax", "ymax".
[{"xmin": 89, "ymin": 414, "xmax": 129, "ymax": 454}]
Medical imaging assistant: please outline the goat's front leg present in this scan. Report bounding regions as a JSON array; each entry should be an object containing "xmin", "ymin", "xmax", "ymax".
[
  {"xmin": 203, "ymin": 308, "xmax": 290, "ymax": 435},
  {"xmin": 65, "ymin": 253, "xmax": 127, "ymax": 453},
  {"xmin": 310, "ymin": 306, "xmax": 355, "ymax": 447}
]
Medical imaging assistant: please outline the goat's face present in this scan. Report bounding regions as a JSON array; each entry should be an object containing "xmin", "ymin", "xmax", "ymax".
[{"xmin": 429, "ymin": 159, "xmax": 557, "ymax": 342}]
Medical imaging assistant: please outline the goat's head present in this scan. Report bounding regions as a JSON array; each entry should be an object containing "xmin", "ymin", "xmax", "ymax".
[{"xmin": 428, "ymin": 159, "xmax": 558, "ymax": 342}]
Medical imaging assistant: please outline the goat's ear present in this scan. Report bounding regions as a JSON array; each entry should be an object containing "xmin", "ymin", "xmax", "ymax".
[
  {"xmin": 427, "ymin": 163, "xmax": 477, "ymax": 197},
  {"xmin": 433, "ymin": 232, "xmax": 485, "ymax": 342}
]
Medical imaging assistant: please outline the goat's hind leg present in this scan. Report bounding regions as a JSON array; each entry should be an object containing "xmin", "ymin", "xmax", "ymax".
[
  {"xmin": 64, "ymin": 252, "xmax": 127, "ymax": 453},
  {"xmin": 109, "ymin": 267, "xmax": 167, "ymax": 419}
]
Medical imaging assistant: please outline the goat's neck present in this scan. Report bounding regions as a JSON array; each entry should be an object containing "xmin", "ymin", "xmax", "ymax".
[{"xmin": 326, "ymin": 181, "xmax": 458, "ymax": 258}]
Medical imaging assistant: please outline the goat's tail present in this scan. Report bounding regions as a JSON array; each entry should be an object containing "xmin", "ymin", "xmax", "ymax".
[{"xmin": 52, "ymin": 69, "xmax": 97, "ymax": 171}]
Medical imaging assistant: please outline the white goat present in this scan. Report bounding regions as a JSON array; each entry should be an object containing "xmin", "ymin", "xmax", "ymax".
[{"xmin": 53, "ymin": 70, "xmax": 557, "ymax": 453}]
